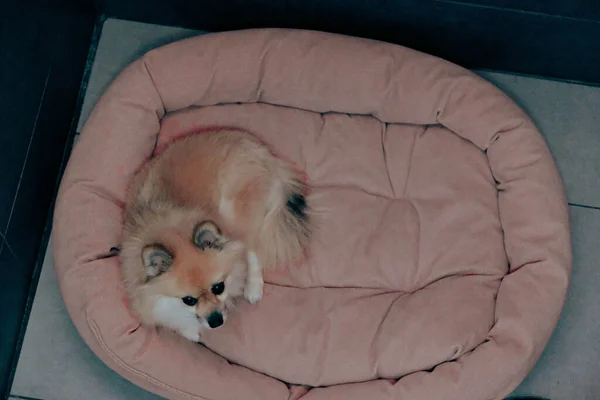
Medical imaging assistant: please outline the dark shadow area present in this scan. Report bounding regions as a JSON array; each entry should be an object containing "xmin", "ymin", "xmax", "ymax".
[{"xmin": 0, "ymin": 0, "xmax": 95, "ymax": 396}]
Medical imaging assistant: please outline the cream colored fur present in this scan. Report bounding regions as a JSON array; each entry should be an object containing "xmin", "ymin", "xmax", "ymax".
[{"xmin": 119, "ymin": 129, "xmax": 311, "ymax": 341}]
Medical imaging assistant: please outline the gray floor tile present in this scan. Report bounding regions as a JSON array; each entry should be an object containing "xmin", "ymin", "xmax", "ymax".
[
  {"xmin": 478, "ymin": 71, "xmax": 600, "ymax": 208},
  {"xmin": 511, "ymin": 205, "xmax": 600, "ymax": 400},
  {"xmin": 10, "ymin": 396, "xmax": 44, "ymax": 400},
  {"xmin": 11, "ymin": 242, "xmax": 163, "ymax": 400},
  {"xmin": 77, "ymin": 18, "xmax": 201, "ymax": 132}
]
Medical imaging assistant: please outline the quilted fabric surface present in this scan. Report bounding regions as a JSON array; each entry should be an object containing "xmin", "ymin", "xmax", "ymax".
[{"xmin": 53, "ymin": 29, "xmax": 571, "ymax": 400}]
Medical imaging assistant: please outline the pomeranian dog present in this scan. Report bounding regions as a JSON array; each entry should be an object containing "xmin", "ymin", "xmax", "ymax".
[{"xmin": 118, "ymin": 128, "xmax": 310, "ymax": 342}]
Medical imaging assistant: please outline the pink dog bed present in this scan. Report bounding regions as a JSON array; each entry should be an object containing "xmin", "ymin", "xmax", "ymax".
[{"xmin": 53, "ymin": 29, "xmax": 571, "ymax": 400}]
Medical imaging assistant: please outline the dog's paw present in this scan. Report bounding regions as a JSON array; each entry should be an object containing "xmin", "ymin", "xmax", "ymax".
[
  {"xmin": 244, "ymin": 279, "xmax": 264, "ymax": 304},
  {"xmin": 180, "ymin": 328, "xmax": 202, "ymax": 343}
]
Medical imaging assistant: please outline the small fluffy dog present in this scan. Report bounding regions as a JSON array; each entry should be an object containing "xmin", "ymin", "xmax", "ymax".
[{"xmin": 119, "ymin": 129, "xmax": 310, "ymax": 342}]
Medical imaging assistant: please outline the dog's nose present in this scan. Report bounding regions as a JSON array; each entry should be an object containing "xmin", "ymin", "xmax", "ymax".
[{"xmin": 207, "ymin": 312, "xmax": 224, "ymax": 328}]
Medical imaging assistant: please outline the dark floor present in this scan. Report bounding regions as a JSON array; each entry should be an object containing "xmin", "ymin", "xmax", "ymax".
[
  {"xmin": 2, "ymin": 1, "xmax": 600, "ymax": 399},
  {"xmin": 0, "ymin": 0, "xmax": 95, "ymax": 396}
]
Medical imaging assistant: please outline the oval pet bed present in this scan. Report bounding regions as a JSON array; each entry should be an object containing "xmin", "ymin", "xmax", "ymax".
[{"xmin": 53, "ymin": 29, "xmax": 571, "ymax": 400}]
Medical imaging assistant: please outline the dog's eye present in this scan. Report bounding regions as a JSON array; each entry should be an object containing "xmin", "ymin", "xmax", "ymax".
[
  {"xmin": 211, "ymin": 282, "xmax": 225, "ymax": 295},
  {"xmin": 181, "ymin": 296, "xmax": 198, "ymax": 306}
]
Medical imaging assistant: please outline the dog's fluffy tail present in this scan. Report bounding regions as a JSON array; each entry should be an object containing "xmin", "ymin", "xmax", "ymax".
[{"xmin": 259, "ymin": 164, "xmax": 311, "ymax": 269}]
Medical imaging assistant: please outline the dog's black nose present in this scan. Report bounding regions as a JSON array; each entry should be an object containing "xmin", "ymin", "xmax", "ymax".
[{"xmin": 207, "ymin": 312, "xmax": 224, "ymax": 328}]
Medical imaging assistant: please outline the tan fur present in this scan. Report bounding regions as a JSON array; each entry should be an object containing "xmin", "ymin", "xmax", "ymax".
[{"xmin": 119, "ymin": 129, "xmax": 310, "ymax": 338}]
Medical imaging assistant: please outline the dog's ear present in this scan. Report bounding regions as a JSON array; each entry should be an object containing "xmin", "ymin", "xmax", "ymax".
[
  {"xmin": 142, "ymin": 244, "xmax": 173, "ymax": 277},
  {"xmin": 192, "ymin": 221, "xmax": 224, "ymax": 251}
]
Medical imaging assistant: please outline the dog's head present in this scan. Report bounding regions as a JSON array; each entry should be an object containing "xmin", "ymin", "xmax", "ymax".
[{"xmin": 140, "ymin": 220, "xmax": 245, "ymax": 330}]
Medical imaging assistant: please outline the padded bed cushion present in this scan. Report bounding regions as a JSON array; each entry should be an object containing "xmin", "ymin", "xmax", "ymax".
[{"xmin": 53, "ymin": 29, "xmax": 571, "ymax": 400}]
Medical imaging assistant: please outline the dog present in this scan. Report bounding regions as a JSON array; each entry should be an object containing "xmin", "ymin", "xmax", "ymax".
[{"xmin": 118, "ymin": 128, "xmax": 310, "ymax": 342}]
